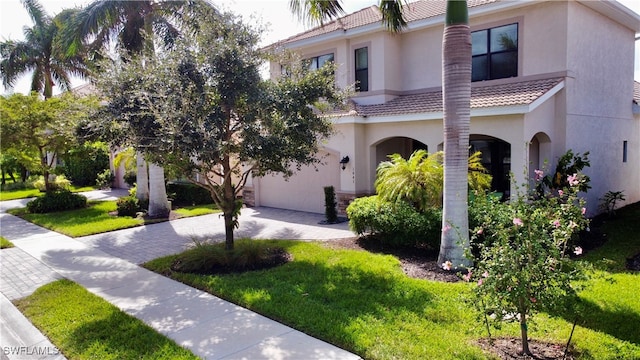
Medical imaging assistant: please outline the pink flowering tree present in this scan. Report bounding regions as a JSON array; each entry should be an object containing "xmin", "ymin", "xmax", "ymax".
[{"xmin": 467, "ymin": 170, "xmax": 590, "ymax": 356}]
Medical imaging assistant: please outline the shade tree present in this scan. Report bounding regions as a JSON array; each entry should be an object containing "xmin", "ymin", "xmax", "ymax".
[{"xmin": 92, "ymin": 13, "xmax": 348, "ymax": 248}]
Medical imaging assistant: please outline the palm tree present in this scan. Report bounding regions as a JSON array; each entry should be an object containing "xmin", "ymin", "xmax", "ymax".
[
  {"xmin": 289, "ymin": 0, "xmax": 406, "ymax": 32},
  {"xmin": 0, "ymin": 0, "xmax": 88, "ymax": 99},
  {"xmin": 438, "ymin": 0, "xmax": 471, "ymax": 270},
  {"xmin": 70, "ymin": 0, "xmax": 217, "ymax": 217},
  {"xmin": 375, "ymin": 150, "xmax": 490, "ymax": 213},
  {"xmin": 290, "ymin": 0, "xmax": 472, "ymax": 268}
]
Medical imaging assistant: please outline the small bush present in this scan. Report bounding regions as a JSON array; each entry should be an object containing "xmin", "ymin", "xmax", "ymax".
[
  {"xmin": 324, "ymin": 186, "xmax": 338, "ymax": 223},
  {"xmin": 116, "ymin": 196, "xmax": 140, "ymax": 217},
  {"xmin": 26, "ymin": 190, "xmax": 87, "ymax": 213},
  {"xmin": 171, "ymin": 239, "xmax": 289, "ymax": 274},
  {"xmin": 166, "ymin": 181, "xmax": 213, "ymax": 206},
  {"xmin": 95, "ymin": 169, "xmax": 114, "ymax": 189},
  {"xmin": 32, "ymin": 175, "xmax": 71, "ymax": 192},
  {"xmin": 346, "ymin": 195, "xmax": 441, "ymax": 249}
]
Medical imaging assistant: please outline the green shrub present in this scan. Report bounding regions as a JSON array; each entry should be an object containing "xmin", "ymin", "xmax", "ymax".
[
  {"xmin": 116, "ymin": 196, "xmax": 140, "ymax": 217},
  {"xmin": 346, "ymin": 195, "xmax": 441, "ymax": 249},
  {"xmin": 166, "ymin": 181, "xmax": 213, "ymax": 206},
  {"xmin": 123, "ymin": 171, "xmax": 137, "ymax": 187},
  {"xmin": 26, "ymin": 190, "xmax": 87, "ymax": 213},
  {"xmin": 95, "ymin": 169, "xmax": 114, "ymax": 189},
  {"xmin": 324, "ymin": 186, "xmax": 338, "ymax": 223},
  {"xmin": 171, "ymin": 239, "xmax": 287, "ymax": 274},
  {"xmin": 32, "ymin": 175, "xmax": 71, "ymax": 192},
  {"xmin": 60, "ymin": 142, "xmax": 110, "ymax": 186}
]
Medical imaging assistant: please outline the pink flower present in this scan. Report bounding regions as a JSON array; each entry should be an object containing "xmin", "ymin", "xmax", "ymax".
[
  {"xmin": 463, "ymin": 270, "xmax": 472, "ymax": 282},
  {"xmin": 534, "ymin": 169, "xmax": 544, "ymax": 181},
  {"xmin": 477, "ymin": 278, "xmax": 484, "ymax": 286},
  {"xmin": 581, "ymin": 207, "xmax": 587, "ymax": 215},
  {"xmin": 567, "ymin": 173, "xmax": 579, "ymax": 186},
  {"xmin": 442, "ymin": 224, "xmax": 451, "ymax": 234},
  {"xmin": 442, "ymin": 261, "xmax": 452, "ymax": 271},
  {"xmin": 482, "ymin": 271, "xmax": 489, "ymax": 278},
  {"xmin": 574, "ymin": 246, "xmax": 583, "ymax": 256},
  {"xmin": 552, "ymin": 219, "xmax": 561, "ymax": 228},
  {"xmin": 558, "ymin": 189, "xmax": 564, "ymax": 197},
  {"xmin": 530, "ymin": 297, "xmax": 537, "ymax": 303},
  {"xmin": 476, "ymin": 228, "xmax": 484, "ymax": 235},
  {"xmin": 513, "ymin": 218, "xmax": 524, "ymax": 226}
]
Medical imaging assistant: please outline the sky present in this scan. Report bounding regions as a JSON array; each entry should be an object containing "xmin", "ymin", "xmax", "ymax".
[{"xmin": 2, "ymin": 0, "xmax": 640, "ymax": 95}]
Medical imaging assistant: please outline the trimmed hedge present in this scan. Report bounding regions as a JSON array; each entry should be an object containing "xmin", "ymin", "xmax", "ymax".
[
  {"xmin": 26, "ymin": 190, "xmax": 87, "ymax": 213},
  {"xmin": 166, "ymin": 181, "xmax": 214, "ymax": 206},
  {"xmin": 346, "ymin": 195, "xmax": 441, "ymax": 249}
]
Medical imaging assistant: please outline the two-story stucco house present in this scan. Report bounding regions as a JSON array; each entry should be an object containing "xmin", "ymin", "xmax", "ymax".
[{"xmin": 242, "ymin": 0, "xmax": 640, "ymax": 217}]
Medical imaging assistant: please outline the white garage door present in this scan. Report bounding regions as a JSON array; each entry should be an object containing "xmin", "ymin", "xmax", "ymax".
[{"xmin": 258, "ymin": 153, "xmax": 340, "ymax": 214}]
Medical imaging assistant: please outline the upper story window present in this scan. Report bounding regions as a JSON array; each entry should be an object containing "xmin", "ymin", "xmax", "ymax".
[
  {"xmin": 306, "ymin": 53, "xmax": 334, "ymax": 70},
  {"xmin": 472, "ymin": 23, "xmax": 518, "ymax": 82},
  {"xmin": 355, "ymin": 47, "xmax": 368, "ymax": 92}
]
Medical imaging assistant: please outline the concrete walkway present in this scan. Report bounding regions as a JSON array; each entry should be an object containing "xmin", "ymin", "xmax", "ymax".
[{"xmin": 0, "ymin": 190, "xmax": 359, "ymax": 360}]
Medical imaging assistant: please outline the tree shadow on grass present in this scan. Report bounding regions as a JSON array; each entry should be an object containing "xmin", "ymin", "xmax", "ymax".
[
  {"xmin": 163, "ymin": 241, "xmax": 485, "ymax": 359},
  {"xmin": 67, "ymin": 305, "xmax": 195, "ymax": 359},
  {"xmin": 555, "ymin": 298, "xmax": 640, "ymax": 346}
]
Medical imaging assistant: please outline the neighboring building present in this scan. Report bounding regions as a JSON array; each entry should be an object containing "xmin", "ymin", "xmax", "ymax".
[{"xmin": 243, "ymin": 0, "xmax": 640, "ymax": 216}]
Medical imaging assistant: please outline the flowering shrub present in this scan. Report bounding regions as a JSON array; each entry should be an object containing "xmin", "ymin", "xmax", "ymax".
[{"xmin": 466, "ymin": 170, "xmax": 590, "ymax": 356}]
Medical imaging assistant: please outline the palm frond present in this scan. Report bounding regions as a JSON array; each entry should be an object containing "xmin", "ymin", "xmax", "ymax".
[
  {"xmin": 379, "ymin": 0, "xmax": 407, "ymax": 33},
  {"xmin": 289, "ymin": 0, "xmax": 345, "ymax": 27}
]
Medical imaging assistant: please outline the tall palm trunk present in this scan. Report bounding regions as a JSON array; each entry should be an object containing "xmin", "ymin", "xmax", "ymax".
[
  {"xmin": 136, "ymin": 152, "xmax": 149, "ymax": 202},
  {"xmin": 438, "ymin": 0, "xmax": 472, "ymax": 269},
  {"xmin": 148, "ymin": 162, "xmax": 170, "ymax": 218}
]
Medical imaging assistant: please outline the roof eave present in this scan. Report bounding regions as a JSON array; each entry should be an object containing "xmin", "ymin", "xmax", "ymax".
[{"xmin": 579, "ymin": 0, "xmax": 640, "ymax": 33}]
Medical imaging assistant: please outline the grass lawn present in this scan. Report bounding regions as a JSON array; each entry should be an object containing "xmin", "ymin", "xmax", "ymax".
[
  {"xmin": 8, "ymin": 201, "xmax": 220, "ymax": 237},
  {"xmin": 14, "ymin": 279, "xmax": 198, "ymax": 360},
  {"xmin": 144, "ymin": 203, "xmax": 640, "ymax": 360},
  {"xmin": 1, "ymin": 235, "xmax": 14, "ymax": 249},
  {"xmin": 0, "ymin": 185, "xmax": 96, "ymax": 201}
]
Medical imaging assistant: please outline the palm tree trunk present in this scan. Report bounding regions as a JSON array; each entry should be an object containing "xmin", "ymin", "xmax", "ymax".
[
  {"xmin": 147, "ymin": 162, "xmax": 170, "ymax": 218},
  {"xmin": 136, "ymin": 152, "xmax": 149, "ymax": 203},
  {"xmin": 438, "ymin": 0, "xmax": 472, "ymax": 269}
]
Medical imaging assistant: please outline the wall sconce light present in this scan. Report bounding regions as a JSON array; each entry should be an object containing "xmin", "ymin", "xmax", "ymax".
[{"xmin": 339, "ymin": 156, "xmax": 350, "ymax": 170}]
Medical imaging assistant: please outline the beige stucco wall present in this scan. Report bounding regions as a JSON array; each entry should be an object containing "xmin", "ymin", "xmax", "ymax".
[{"xmin": 260, "ymin": 0, "xmax": 640, "ymax": 215}]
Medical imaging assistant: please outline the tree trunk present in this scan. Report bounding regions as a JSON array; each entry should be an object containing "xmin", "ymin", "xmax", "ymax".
[
  {"xmin": 136, "ymin": 152, "xmax": 149, "ymax": 203},
  {"xmin": 147, "ymin": 162, "xmax": 170, "ymax": 218},
  {"xmin": 438, "ymin": 0, "xmax": 472, "ymax": 269},
  {"xmin": 519, "ymin": 299, "xmax": 531, "ymax": 355},
  {"xmin": 222, "ymin": 160, "xmax": 236, "ymax": 250},
  {"xmin": 224, "ymin": 210, "xmax": 235, "ymax": 250}
]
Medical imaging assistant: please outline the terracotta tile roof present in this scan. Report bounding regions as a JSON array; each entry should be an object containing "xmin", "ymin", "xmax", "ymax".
[
  {"xmin": 634, "ymin": 81, "xmax": 640, "ymax": 104},
  {"xmin": 355, "ymin": 77, "xmax": 564, "ymax": 117},
  {"xmin": 279, "ymin": 0, "xmax": 499, "ymax": 45}
]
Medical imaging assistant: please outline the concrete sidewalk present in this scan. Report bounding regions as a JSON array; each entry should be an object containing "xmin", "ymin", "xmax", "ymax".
[{"xmin": 0, "ymin": 191, "xmax": 360, "ymax": 360}]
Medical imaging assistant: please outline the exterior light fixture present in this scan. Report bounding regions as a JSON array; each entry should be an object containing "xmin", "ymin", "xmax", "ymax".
[{"xmin": 339, "ymin": 156, "xmax": 350, "ymax": 170}]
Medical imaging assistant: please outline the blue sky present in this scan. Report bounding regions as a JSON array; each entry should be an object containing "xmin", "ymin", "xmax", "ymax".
[{"xmin": 2, "ymin": 0, "xmax": 640, "ymax": 95}]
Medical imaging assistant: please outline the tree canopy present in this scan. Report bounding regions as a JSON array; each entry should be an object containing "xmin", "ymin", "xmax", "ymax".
[
  {"xmin": 0, "ymin": 0, "xmax": 89, "ymax": 98},
  {"xmin": 0, "ymin": 92, "xmax": 98, "ymax": 191},
  {"xmin": 91, "ymin": 12, "xmax": 348, "ymax": 248}
]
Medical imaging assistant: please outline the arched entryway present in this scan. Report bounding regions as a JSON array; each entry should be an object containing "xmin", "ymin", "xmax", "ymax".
[
  {"xmin": 374, "ymin": 136, "xmax": 428, "ymax": 165},
  {"xmin": 470, "ymin": 135, "xmax": 511, "ymax": 197},
  {"xmin": 529, "ymin": 132, "xmax": 552, "ymax": 180}
]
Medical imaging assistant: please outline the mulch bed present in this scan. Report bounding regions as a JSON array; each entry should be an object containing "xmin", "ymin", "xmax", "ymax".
[{"xmin": 476, "ymin": 338, "xmax": 574, "ymax": 360}]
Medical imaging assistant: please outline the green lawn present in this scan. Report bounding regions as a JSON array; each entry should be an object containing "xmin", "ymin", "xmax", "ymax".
[
  {"xmin": 8, "ymin": 201, "xmax": 220, "ymax": 237},
  {"xmin": 0, "ymin": 185, "xmax": 96, "ymax": 201},
  {"xmin": 14, "ymin": 279, "xmax": 198, "ymax": 360},
  {"xmin": 1, "ymin": 236, "xmax": 14, "ymax": 249},
  {"xmin": 144, "ymin": 203, "xmax": 640, "ymax": 360}
]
